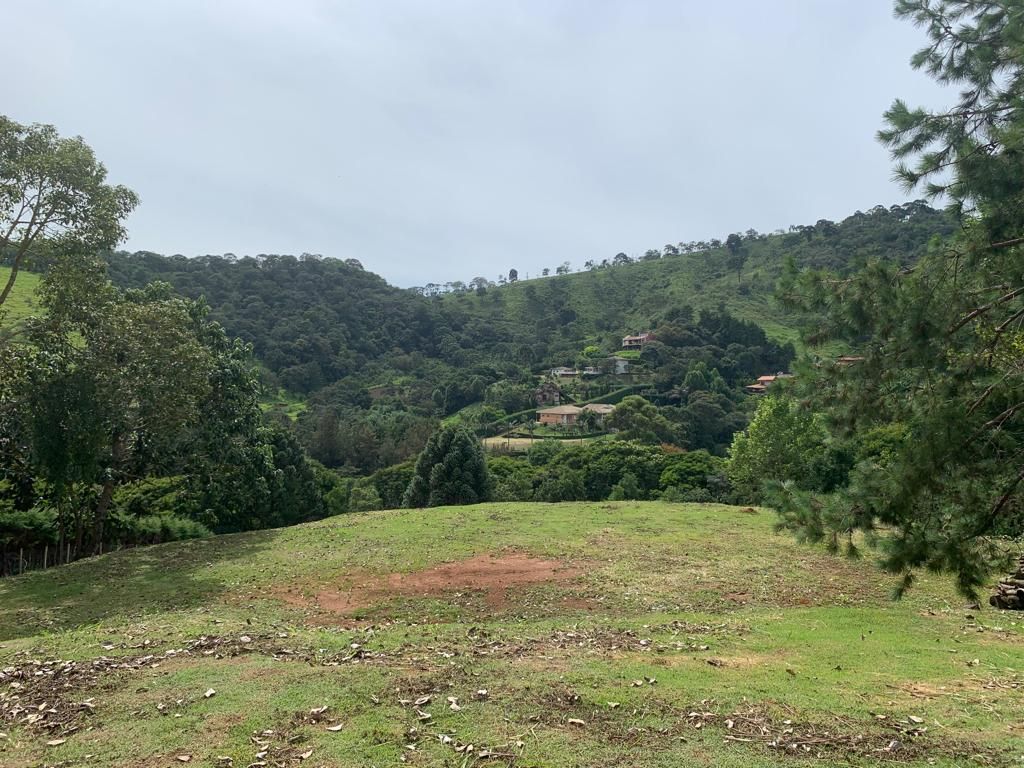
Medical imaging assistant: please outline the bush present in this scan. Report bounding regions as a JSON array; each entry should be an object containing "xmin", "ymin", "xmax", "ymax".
[
  {"xmin": 535, "ymin": 469, "xmax": 584, "ymax": 502},
  {"xmin": 324, "ymin": 479, "xmax": 354, "ymax": 515},
  {"xmin": 109, "ymin": 510, "xmax": 210, "ymax": 546},
  {"xmin": 527, "ymin": 439, "xmax": 563, "ymax": 466},
  {"xmin": 608, "ymin": 472, "xmax": 642, "ymax": 500},
  {"xmin": 488, "ymin": 456, "xmax": 537, "ymax": 502},
  {"xmin": 349, "ymin": 482, "xmax": 383, "ymax": 512},
  {"xmin": 548, "ymin": 440, "xmax": 665, "ymax": 501}
]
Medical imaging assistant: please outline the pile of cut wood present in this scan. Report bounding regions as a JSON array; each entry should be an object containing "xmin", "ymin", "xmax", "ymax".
[{"xmin": 989, "ymin": 556, "xmax": 1024, "ymax": 610}]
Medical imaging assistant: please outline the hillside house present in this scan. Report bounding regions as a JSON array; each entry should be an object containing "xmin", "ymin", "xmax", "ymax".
[
  {"xmin": 582, "ymin": 402, "xmax": 615, "ymax": 424},
  {"xmin": 611, "ymin": 357, "xmax": 630, "ymax": 375},
  {"xmin": 744, "ymin": 372, "xmax": 793, "ymax": 395},
  {"xmin": 622, "ymin": 332, "xmax": 652, "ymax": 350},
  {"xmin": 549, "ymin": 366, "xmax": 579, "ymax": 378},
  {"xmin": 537, "ymin": 404, "xmax": 582, "ymax": 426},
  {"xmin": 534, "ymin": 381, "xmax": 562, "ymax": 406}
]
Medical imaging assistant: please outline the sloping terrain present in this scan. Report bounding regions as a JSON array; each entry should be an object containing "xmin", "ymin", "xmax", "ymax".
[
  {"xmin": 0, "ymin": 267, "xmax": 41, "ymax": 329},
  {"xmin": 1, "ymin": 502, "xmax": 1020, "ymax": 767}
]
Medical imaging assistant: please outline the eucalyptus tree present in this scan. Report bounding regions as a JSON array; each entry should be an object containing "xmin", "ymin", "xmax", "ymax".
[{"xmin": 0, "ymin": 117, "xmax": 137, "ymax": 307}]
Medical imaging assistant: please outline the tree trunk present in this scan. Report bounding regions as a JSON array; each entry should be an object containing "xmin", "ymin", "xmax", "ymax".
[
  {"xmin": 0, "ymin": 255, "xmax": 21, "ymax": 307},
  {"xmin": 92, "ymin": 478, "xmax": 116, "ymax": 555},
  {"xmin": 92, "ymin": 434, "xmax": 127, "ymax": 555}
]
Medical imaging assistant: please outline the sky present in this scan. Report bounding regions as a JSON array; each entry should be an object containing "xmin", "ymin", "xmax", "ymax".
[{"xmin": 7, "ymin": 1, "xmax": 949, "ymax": 287}]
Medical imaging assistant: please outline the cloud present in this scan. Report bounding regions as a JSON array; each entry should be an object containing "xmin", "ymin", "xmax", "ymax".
[{"xmin": 8, "ymin": 0, "xmax": 948, "ymax": 286}]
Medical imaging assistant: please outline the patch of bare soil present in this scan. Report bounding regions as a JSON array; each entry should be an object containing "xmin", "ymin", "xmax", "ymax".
[{"xmin": 307, "ymin": 551, "xmax": 581, "ymax": 616}]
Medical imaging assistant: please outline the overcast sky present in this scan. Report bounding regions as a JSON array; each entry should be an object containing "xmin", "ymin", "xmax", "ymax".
[{"xmin": 8, "ymin": 1, "xmax": 948, "ymax": 287}]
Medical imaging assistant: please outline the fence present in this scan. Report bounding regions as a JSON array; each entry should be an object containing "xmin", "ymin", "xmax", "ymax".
[{"xmin": 0, "ymin": 541, "xmax": 117, "ymax": 578}]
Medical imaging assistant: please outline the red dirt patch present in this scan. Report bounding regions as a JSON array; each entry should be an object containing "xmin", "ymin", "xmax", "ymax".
[{"xmin": 310, "ymin": 552, "xmax": 580, "ymax": 615}]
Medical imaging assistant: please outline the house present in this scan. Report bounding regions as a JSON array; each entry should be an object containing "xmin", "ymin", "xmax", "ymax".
[
  {"xmin": 537, "ymin": 404, "xmax": 582, "ymax": 426},
  {"xmin": 582, "ymin": 402, "xmax": 616, "ymax": 424},
  {"xmin": 622, "ymin": 332, "xmax": 652, "ymax": 350},
  {"xmin": 611, "ymin": 357, "xmax": 630, "ymax": 375},
  {"xmin": 549, "ymin": 366, "xmax": 579, "ymax": 378},
  {"xmin": 744, "ymin": 372, "xmax": 794, "ymax": 395},
  {"xmin": 581, "ymin": 366, "xmax": 601, "ymax": 376},
  {"xmin": 534, "ymin": 381, "xmax": 562, "ymax": 407}
]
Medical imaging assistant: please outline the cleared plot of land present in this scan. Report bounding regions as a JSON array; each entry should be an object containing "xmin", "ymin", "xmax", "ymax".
[
  {"xmin": 482, "ymin": 436, "xmax": 599, "ymax": 452},
  {"xmin": 1, "ymin": 502, "xmax": 1021, "ymax": 767}
]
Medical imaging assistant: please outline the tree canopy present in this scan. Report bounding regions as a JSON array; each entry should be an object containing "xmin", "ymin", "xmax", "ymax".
[
  {"xmin": 774, "ymin": 0, "xmax": 1024, "ymax": 597},
  {"xmin": 0, "ymin": 117, "xmax": 137, "ymax": 307},
  {"xmin": 403, "ymin": 425, "xmax": 491, "ymax": 508}
]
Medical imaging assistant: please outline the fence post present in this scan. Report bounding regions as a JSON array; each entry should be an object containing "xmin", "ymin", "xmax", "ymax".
[
  {"xmin": 43, "ymin": 545, "xmax": 48, "ymax": 569},
  {"xmin": 18, "ymin": 548, "xmax": 23, "ymax": 574}
]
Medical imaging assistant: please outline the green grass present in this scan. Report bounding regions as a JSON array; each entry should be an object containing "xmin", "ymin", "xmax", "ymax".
[
  {"xmin": 1, "ymin": 502, "xmax": 1021, "ymax": 767},
  {"xmin": 259, "ymin": 390, "xmax": 308, "ymax": 420},
  {"xmin": 0, "ymin": 266, "xmax": 42, "ymax": 329}
]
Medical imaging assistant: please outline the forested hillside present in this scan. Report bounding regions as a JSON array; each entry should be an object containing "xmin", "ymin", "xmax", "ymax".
[
  {"xmin": 106, "ymin": 201, "xmax": 953, "ymax": 400},
  {"xmin": 92, "ymin": 202, "xmax": 956, "ymax": 481}
]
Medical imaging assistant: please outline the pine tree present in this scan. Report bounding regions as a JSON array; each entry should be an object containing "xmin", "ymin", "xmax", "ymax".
[
  {"xmin": 402, "ymin": 426, "xmax": 491, "ymax": 508},
  {"xmin": 775, "ymin": 0, "xmax": 1024, "ymax": 598}
]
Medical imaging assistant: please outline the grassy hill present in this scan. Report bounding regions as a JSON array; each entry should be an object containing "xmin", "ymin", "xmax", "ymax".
[
  {"xmin": 434, "ymin": 201, "xmax": 955, "ymax": 352},
  {"xmin": 0, "ymin": 266, "xmax": 41, "ymax": 329},
  {"xmin": 1, "ymin": 501, "xmax": 1020, "ymax": 767}
]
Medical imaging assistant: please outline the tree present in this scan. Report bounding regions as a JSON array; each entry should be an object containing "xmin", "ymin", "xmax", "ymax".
[
  {"xmin": 555, "ymin": 262, "xmax": 571, "ymax": 275},
  {"xmin": 725, "ymin": 233, "xmax": 746, "ymax": 284},
  {"xmin": 508, "ymin": 268, "xmax": 519, "ymax": 282},
  {"xmin": 660, "ymin": 449, "xmax": 723, "ymax": 492},
  {"xmin": 608, "ymin": 471, "xmax": 642, "ymax": 501},
  {"xmin": 774, "ymin": 0, "xmax": 1024, "ymax": 597},
  {"xmin": 612, "ymin": 252, "xmax": 633, "ymax": 266},
  {"xmin": 577, "ymin": 409, "xmax": 600, "ymax": 433},
  {"xmin": 0, "ymin": 117, "xmax": 138, "ymax": 307},
  {"xmin": 542, "ymin": 267, "xmax": 550, "ymax": 277},
  {"xmin": 403, "ymin": 425, "xmax": 491, "ymax": 507},
  {"xmin": 0, "ymin": 252, "xmax": 325, "ymax": 557},
  {"xmin": 349, "ymin": 482, "xmax": 383, "ymax": 512},
  {"xmin": 605, "ymin": 396, "xmax": 676, "ymax": 444},
  {"xmin": 726, "ymin": 396, "xmax": 827, "ymax": 502},
  {"xmin": 28, "ymin": 263, "xmax": 216, "ymax": 552}
]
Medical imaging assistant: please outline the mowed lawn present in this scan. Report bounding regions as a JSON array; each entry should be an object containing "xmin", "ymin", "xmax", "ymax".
[{"xmin": 0, "ymin": 502, "xmax": 1021, "ymax": 767}]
